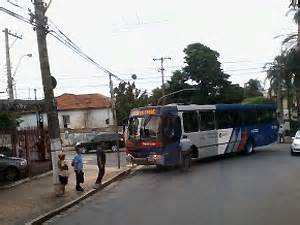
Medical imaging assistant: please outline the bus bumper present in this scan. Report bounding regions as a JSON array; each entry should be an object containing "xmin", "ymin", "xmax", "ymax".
[{"xmin": 126, "ymin": 154, "xmax": 164, "ymax": 165}]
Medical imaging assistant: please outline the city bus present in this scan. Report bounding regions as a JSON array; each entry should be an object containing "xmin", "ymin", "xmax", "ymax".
[{"xmin": 125, "ymin": 104, "xmax": 278, "ymax": 168}]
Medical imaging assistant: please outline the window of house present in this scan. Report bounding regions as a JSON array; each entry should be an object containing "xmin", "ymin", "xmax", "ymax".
[
  {"xmin": 200, "ymin": 111, "xmax": 215, "ymax": 131},
  {"xmin": 182, "ymin": 111, "xmax": 199, "ymax": 133},
  {"xmin": 62, "ymin": 115, "xmax": 70, "ymax": 128}
]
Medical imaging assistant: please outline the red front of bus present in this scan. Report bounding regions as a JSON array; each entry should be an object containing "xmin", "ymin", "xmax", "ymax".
[{"xmin": 126, "ymin": 107, "xmax": 182, "ymax": 166}]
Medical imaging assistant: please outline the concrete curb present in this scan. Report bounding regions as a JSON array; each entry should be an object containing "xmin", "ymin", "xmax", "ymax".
[
  {"xmin": 25, "ymin": 166, "xmax": 140, "ymax": 225},
  {"xmin": 0, "ymin": 171, "xmax": 52, "ymax": 190}
]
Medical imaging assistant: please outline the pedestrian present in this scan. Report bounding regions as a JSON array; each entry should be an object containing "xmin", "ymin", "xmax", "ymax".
[
  {"xmin": 95, "ymin": 143, "xmax": 106, "ymax": 187},
  {"xmin": 72, "ymin": 148, "xmax": 84, "ymax": 191},
  {"xmin": 278, "ymin": 125, "xmax": 285, "ymax": 143},
  {"xmin": 57, "ymin": 152, "xmax": 69, "ymax": 196}
]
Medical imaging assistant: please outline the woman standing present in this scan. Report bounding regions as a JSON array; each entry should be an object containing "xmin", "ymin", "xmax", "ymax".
[{"xmin": 57, "ymin": 152, "xmax": 69, "ymax": 196}]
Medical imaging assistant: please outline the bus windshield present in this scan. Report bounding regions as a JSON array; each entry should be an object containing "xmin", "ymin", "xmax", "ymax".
[{"xmin": 128, "ymin": 116, "xmax": 160, "ymax": 140}]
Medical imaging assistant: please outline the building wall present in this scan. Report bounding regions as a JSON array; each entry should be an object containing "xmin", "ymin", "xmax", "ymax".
[
  {"xmin": 19, "ymin": 108, "xmax": 113, "ymax": 129},
  {"xmin": 20, "ymin": 113, "xmax": 48, "ymax": 128}
]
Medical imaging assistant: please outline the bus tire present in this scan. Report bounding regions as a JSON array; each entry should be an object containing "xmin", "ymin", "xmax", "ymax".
[{"xmin": 245, "ymin": 140, "xmax": 254, "ymax": 155}]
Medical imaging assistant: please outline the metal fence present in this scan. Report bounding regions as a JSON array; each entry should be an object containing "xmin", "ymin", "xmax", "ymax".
[
  {"xmin": 16, "ymin": 128, "xmax": 51, "ymax": 161},
  {"xmin": 0, "ymin": 127, "xmax": 51, "ymax": 177}
]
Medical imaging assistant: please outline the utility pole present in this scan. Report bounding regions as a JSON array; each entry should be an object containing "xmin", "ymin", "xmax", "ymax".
[
  {"xmin": 153, "ymin": 57, "xmax": 171, "ymax": 98},
  {"xmin": 3, "ymin": 28, "xmax": 22, "ymax": 100},
  {"xmin": 3, "ymin": 28, "xmax": 22, "ymax": 156},
  {"xmin": 109, "ymin": 74, "xmax": 120, "ymax": 169},
  {"xmin": 32, "ymin": 0, "xmax": 62, "ymax": 195}
]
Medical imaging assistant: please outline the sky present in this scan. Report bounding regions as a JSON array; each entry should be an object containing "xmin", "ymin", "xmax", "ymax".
[{"xmin": 0, "ymin": 0, "xmax": 297, "ymax": 100}]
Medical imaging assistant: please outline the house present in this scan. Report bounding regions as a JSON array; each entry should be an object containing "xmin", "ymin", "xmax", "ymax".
[{"xmin": 19, "ymin": 93, "xmax": 113, "ymax": 130}]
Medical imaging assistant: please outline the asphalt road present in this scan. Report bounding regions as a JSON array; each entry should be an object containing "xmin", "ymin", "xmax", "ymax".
[{"xmin": 46, "ymin": 144, "xmax": 300, "ymax": 225}]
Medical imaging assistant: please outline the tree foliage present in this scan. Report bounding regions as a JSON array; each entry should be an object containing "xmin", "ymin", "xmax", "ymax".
[
  {"xmin": 242, "ymin": 96, "xmax": 274, "ymax": 105},
  {"xmin": 151, "ymin": 43, "xmax": 245, "ymax": 105},
  {"xmin": 114, "ymin": 82, "xmax": 149, "ymax": 125},
  {"xmin": 244, "ymin": 79, "xmax": 263, "ymax": 98},
  {"xmin": 0, "ymin": 113, "xmax": 21, "ymax": 129}
]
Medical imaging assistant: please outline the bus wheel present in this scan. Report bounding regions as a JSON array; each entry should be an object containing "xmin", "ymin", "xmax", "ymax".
[{"xmin": 245, "ymin": 141, "xmax": 254, "ymax": 155}]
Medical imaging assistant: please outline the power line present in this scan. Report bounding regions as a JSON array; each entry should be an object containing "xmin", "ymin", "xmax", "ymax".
[
  {"xmin": 6, "ymin": 0, "xmax": 29, "ymax": 11},
  {"xmin": 47, "ymin": 19, "xmax": 124, "ymax": 82},
  {"xmin": 0, "ymin": 6, "xmax": 34, "ymax": 25}
]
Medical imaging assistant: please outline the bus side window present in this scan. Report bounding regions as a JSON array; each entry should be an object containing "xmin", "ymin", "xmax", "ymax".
[
  {"xmin": 256, "ymin": 109, "xmax": 265, "ymax": 124},
  {"xmin": 200, "ymin": 111, "xmax": 215, "ymax": 131},
  {"xmin": 216, "ymin": 111, "xmax": 233, "ymax": 129},
  {"xmin": 182, "ymin": 111, "xmax": 199, "ymax": 133},
  {"xmin": 231, "ymin": 111, "xmax": 242, "ymax": 127},
  {"xmin": 244, "ymin": 110, "xmax": 257, "ymax": 126}
]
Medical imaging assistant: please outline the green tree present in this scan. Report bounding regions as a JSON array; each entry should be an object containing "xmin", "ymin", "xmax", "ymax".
[
  {"xmin": 244, "ymin": 79, "xmax": 263, "ymax": 98},
  {"xmin": 149, "ymin": 87, "xmax": 164, "ymax": 105},
  {"xmin": 218, "ymin": 82, "xmax": 245, "ymax": 104},
  {"xmin": 265, "ymin": 53, "xmax": 298, "ymax": 122},
  {"xmin": 165, "ymin": 70, "xmax": 193, "ymax": 104},
  {"xmin": 242, "ymin": 96, "xmax": 274, "ymax": 104},
  {"xmin": 0, "ymin": 113, "xmax": 21, "ymax": 129},
  {"xmin": 114, "ymin": 82, "xmax": 149, "ymax": 125},
  {"xmin": 283, "ymin": 1, "xmax": 300, "ymax": 118},
  {"xmin": 150, "ymin": 43, "xmax": 245, "ymax": 105},
  {"xmin": 183, "ymin": 43, "xmax": 230, "ymax": 104}
]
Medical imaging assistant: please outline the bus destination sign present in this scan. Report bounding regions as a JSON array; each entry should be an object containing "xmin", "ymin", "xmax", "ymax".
[{"xmin": 131, "ymin": 108, "xmax": 159, "ymax": 117}]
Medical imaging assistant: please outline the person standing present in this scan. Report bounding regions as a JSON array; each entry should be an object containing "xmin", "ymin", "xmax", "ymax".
[
  {"xmin": 278, "ymin": 125, "xmax": 285, "ymax": 143},
  {"xmin": 57, "ymin": 152, "xmax": 69, "ymax": 196},
  {"xmin": 95, "ymin": 143, "xmax": 106, "ymax": 186},
  {"xmin": 72, "ymin": 148, "xmax": 84, "ymax": 191}
]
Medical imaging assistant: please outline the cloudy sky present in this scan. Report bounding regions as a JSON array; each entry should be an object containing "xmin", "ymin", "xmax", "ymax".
[{"xmin": 0, "ymin": 0, "xmax": 296, "ymax": 99}]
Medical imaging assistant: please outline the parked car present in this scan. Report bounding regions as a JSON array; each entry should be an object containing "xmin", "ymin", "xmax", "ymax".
[
  {"xmin": 0, "ymin": 146, "xmax": 13, "ymax": 157},
  {"xmin": 291, "ymin": 130, "xmax": 300, "ymax": 155},
  {"xmin": 0, "ymin": 154, "xmax": 27, "ymax": 181},
  {"xmin": 75, "ymin": 132, "xmax": 125, "ymax": 154}
]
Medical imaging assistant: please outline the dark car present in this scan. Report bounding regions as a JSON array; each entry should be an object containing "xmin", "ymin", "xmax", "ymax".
[
  {"xmin": 0, "ymin": 154, "xmax": 27, "ymax": 181},
  {"xmin": 75, "ymin": 132, "xmax": 125, "ymax": 154},
  {"xmin": 0, "ymin": 146, "xmax": 13, "ymax": 157}
]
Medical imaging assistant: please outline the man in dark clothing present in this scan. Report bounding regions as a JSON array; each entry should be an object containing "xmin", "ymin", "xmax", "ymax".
[{"xmin": 95, "ymin": 144, "xmax": 106, "ymax": 185}]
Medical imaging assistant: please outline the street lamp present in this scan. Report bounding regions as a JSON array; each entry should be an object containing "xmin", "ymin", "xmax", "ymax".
[
  {"xmin": 157, "ymin": 88, "xmax": 197, "ymax": 105},
  {"xmin": 12, "ymin": 53, "xmax": 32, "ymax": 99}
]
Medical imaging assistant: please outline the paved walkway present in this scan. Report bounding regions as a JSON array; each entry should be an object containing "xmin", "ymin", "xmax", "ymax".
[{"xmin": 0, "ymin": 162, "xmax": 128, "ymax": 225}]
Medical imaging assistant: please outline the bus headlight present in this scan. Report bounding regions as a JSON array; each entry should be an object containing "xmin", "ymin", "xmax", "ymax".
[{"xmin": 149, "ymin": 154, "xmax": 164, "ymax": 164}]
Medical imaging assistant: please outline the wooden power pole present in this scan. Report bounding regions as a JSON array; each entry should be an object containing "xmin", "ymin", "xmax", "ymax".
[
  {"xmin": 33, "ymin": 0, "xmax": 61, "ymax": 195},
  {"xmin": 153, "ymin": 57, "xmax": 171, "ymax": 98},
  {"xmin": 109, "ymin": 74, "xmax": 120, "ymax": 169}
]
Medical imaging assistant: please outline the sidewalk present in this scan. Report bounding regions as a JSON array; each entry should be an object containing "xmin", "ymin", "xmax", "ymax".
[{"xmin": 0, "ymin": 162, "xmax": 129, "ymax": 225}]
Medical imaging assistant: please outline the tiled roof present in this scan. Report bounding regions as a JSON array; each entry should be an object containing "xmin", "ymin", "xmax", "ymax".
[{"xmin": 56, "ymin": 93, "xmax": 111, "ymax": 111}]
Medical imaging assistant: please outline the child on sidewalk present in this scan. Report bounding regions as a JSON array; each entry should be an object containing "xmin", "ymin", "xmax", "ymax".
[
  {"xmin": 72, "ymin": 148, "xmax": 84, "ymax": 191},
  {"xmin": 57, "ymin": 152, "xmax": 69, "ymax": 196}
]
